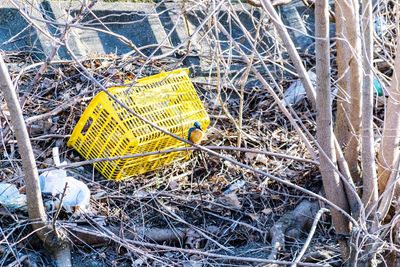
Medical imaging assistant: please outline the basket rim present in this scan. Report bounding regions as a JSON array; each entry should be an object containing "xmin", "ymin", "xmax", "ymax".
[{"xmin": 107, "ymin": 68, "xmax": 190, "ymax": 94}]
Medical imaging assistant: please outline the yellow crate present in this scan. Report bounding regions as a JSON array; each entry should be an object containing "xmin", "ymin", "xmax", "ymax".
[{"xmin": 67, "ymin": 69, "xmax": 210, "ymax": 181}]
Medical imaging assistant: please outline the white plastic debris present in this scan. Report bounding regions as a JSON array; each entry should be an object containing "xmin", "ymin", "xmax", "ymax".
[
  {"xmin": 39, "ymin": 147, "xmax": 90, "ymax": 214},
  {"xmin": 223, "ymin": 180, "xmax": 246, "ymax": 195},
  {"xmin": 281, "ymin": 71, "xmax": 340, "ymax": 106},
  {"xmin": 375, "ymin": 16, "xmax": 388, "ymax": 37},
  {"xmin": 0, "ymin": 183, "xmax": 27, "ymax": 211},
  {"xmin": 281, "ymin": 71, "xmax": 317, "ymax": 107}
]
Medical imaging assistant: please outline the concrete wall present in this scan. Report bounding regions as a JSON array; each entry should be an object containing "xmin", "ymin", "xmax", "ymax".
[{"xmin": 0, "ymin": 0, "xmax": 319, "ymax": 73}]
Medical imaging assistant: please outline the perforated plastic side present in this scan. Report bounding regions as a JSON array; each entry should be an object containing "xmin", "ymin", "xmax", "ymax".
[{"xmin": 68, "ymin": 69, "xmax": 209, "ymax": 180}]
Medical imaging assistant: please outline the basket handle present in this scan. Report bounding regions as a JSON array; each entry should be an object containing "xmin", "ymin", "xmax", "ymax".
[{"xmin": 67, "ymin": 93, "xmax": 106, "ymax": 147}]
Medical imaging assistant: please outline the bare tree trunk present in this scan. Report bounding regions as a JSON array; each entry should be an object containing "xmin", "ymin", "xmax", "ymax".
[
  {"xmin": 0, "ymin": 55, "xmax": 71, "ymax": 266},
  {"xmin": 260, "ymin": 2, "xmax": 359, "ymax": 214},
  {"xmin": 315, "ymin": 0, "xmax": 351, "ymax": 259},
  {"xmin": 361, "ymin": 0, "xmax": 378, "ymax": 216},
  {"xmin": 334, "ymin": 0, "xmax": 351, "ymax": 146},
  {"xmin": 341, "ymin": 0, "xmax": 363, "ymax": 183},
  {"xmin": 378, "ymin": 34, "xmax": 400, "ymax": 194},
  {"xmin": 358, "ymin": 1, "xmax": 379, "ymax": 264}
]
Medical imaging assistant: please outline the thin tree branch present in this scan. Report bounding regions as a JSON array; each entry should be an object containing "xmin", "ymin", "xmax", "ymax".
[
  {"xmin": 41, "ymin": 145, "xmax": 318, "ymax": 172},
  {"xmin": 259, "ymin": 0, "xmax": 316, "ymax": 108},
  {"xmin": 291, "ymin": 208, "xmax": 330, "ymax": 267}
]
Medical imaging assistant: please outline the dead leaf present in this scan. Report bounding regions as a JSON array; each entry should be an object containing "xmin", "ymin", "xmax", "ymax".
[
  {"xmin": 92, "ymin": 191, "xmax": 107, "ymax": 200},
  {"xmin": 271, "ymin": 195, "xmax": 281, "ymax": 200},
  {"xmin": 262, "ymin": 208, "xmax": 272, "ymax": 215},
  {"xmin": 50, "ymin": 125, "xmax": 58, "ymax": 133},
  {"xmin": 43, "ymin": 158, "xmax": 53, "ymax": 166},
  {"xmin": 169, "ymin": 178, "xmax": 180, "ymax": 190},
  {"xmin": 255, "ymin": 154, "xmax": 268, "ymax": 165},
  {"xmin": 245, "ymin": 152, "xmax": 257, "ymax": 161},
  {"xmin": 245, "ymin": 153, "xmax": 268, "ymax": 165},
  {"xmin": 248, "ymin": 213, "xmax": 259, "ymax": 221},
  {"xmin": 169, "ymin": 175, "xmax": 188, "ymax": 190},
  {"xmin": 126, "ymin": 72, "xmax": 135, "ymax": 80},
  {"xmin": 133, "ymin": 190, "xmax": 149, "ymax": 199},
  {"xmin": 40, "ymin": 77, "xmax": 53, "ymax": 89},
  {"xmin": 272, "ymin": 0, "xmax": 292, "ymax": 6},
  {"xmin": 76, "ymin": 83, "xmax": 83, "ymax": 91},
  {"xmin": 132, "ymin": 259, "xmax": 144, "ymax": 267},
  {"xmin": 223, "ymin": 160, "xmax": 236, "ymax": 172},
  {"xmin": 1, "ymin": 103, "xmax": 10, "ymax": 118},
  {"xmin": 219, "ymin": 192, "xmax": 242, "ymax": 209}
]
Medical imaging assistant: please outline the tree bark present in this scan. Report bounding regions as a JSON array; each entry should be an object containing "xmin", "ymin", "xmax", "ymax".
[
  {"xmin": 378, "ymin": 34, "xmax": 400, "ymax": 194},
  {"xmin": 315, "ymin": 0, "xmax": 351, "ymax": 259},
  {"xmin": 341, "ymin": 0, "xmax": 363, "ymax": 183},
  {"xmin": 0, "ymin": 55, "xmax": 71, "ymax": 266},
  {"xmin": 358, "ymin": 1, "xmax": 379, "ymax": 264},
  {"xmin": 334, "ymin": 0, "xmax": 351, "ymax": 147},
  {"xmin": 361, "ymin": 0, "xmax": 378, "ymax": 216},
  {"xmin": 259, "ymin": 2, "xmax": 359, "ymax": 215}
]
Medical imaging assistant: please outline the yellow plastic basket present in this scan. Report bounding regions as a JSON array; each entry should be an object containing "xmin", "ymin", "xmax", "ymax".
[{"xmin": 67, "ymin": 69, "xmax": 210, "ymax": 181}]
